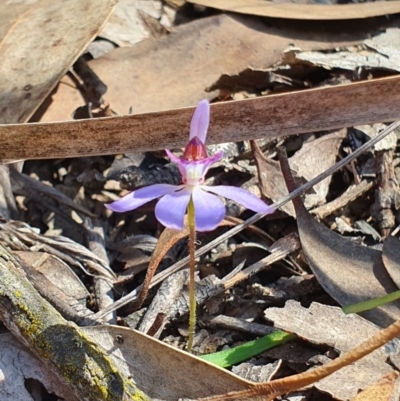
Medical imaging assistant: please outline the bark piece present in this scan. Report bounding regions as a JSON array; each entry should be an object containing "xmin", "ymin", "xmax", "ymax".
[
  {"xmin": 0, "ymin": 333, "xmax": 80, "ymax": 401},
  {"xmin": 0, "ymin": 244, "xmax": 150, "ymax": 401}
]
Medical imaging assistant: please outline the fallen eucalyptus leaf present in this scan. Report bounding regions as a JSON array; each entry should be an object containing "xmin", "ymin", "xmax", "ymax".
[
  {"xmin": 251, "ymin": 141, "xmax": 296, "ymax": 216},
  {"xmin": 187, "ymin": 0, "xmax": 400, "ymax": 20},
  {"xmin": 0, "ymin": 0, "xmax": 115, "ymax": 124},
  {"xmin": 82, "ymin": 325, "xmax": 255, "ymax": 400},
  {"xmin": 3, "ymin": 76, "xmax": 400, "ymax": 162},
  {"xmin": 88, "ymin": 13, "xmax": 368, "ymax": 116}
]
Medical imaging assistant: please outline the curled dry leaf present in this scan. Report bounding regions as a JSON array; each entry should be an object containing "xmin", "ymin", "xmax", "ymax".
[
  {"xmin": 187, "ymin": 0, "xmax": 400, "ymax": 20},
  {"xmin": 133, "ymin": 224, "xmax": 189, "ymax": 310},
  {"xmin": 264, "ymin": 301, "xmax": 395, "ymax": 400},
  {"xmin": 0, "ymin": 0, "xmax": 115, "ymax": 124},
  {"xmin": 279, "ymin": 149, "xmax": 400, "ymax": 327},
  {"xmin": 0, "ymin": 220, "xmax": 116, "ymax": 281},
  {"xmin": 82, "ymin": 325, "xmax": 254, "ymax": 400}
]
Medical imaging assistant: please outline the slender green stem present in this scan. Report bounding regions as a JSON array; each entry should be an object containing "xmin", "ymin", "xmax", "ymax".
[
  {"xmin": 342, "ymin": 290, "xmax": 400, "ymax": 314},
  {"xmin": 186, "ymin": 197, "xmax": 196, "ymax": 352}
]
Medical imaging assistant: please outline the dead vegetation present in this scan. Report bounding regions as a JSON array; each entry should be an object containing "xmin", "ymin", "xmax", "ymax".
[{"xmin": 2, "ymin": 1, "xmax": 400, "ymax": 400}]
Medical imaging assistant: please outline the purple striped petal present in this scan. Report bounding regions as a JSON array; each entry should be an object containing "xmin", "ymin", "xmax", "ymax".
[
  {"xmin": 155, "ymin": 188, "xmax": 192, "ymax": 230},
  {"xmin": 106, "ymin": 184, "xmax": 182, "ymax": 213},
  {"xmin": 192, "ymin": 187, "xmax": 226, "ymax": 232},
  {"xmin": 190, "ymin": 100, "xmax": 210, "ymax": 144},
  {"xmin": 202, "ymin": 185, "xmax": 275, "ymax": 214}
]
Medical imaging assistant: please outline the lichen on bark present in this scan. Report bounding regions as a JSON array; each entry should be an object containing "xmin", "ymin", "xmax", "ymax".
[{"xmin": 0, "ymin": 245, "xmax": 151, "ymax": 401}]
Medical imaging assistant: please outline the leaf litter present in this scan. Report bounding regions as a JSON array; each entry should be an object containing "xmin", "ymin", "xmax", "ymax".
[{"xmin": 3, "ymin": 1, "xmax": 400, "ymax": 401}]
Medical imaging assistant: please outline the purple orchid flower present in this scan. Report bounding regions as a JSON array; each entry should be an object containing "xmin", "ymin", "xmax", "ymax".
[{"xmin": 106, "ymin": 100, "xmax": 275, "ymax": 231}]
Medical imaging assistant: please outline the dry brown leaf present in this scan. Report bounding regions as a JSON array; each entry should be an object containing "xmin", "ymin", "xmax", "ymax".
[
  {"xmin": 0, "ymin": 333, "xmax": 80, "ymax": 401},
  {"xmin": 82, "ymin": 325, "xmax": 255, "ymax": 400},
  {"xmin": 3, "ymin": 75, "xmax": 400, "ymax": 162},
  {"xmin": 264, "ymin": 301, "xmax": 395, "ymax": 400},
  {"xmin": 30, "ymin": 74, "xmax": 85, "ymax": 123},
  {"xmin": 38, "ymin": 12, "xmax": 371, "ymax": 121},
  {"xmin": 134, "ymin": 224, "xmax": 189, "ymax": 309},
  {"xmin": 251, "ymin": 141, "xmax": 296, "ymax": 216},
  {"xmin": 382, "ymin": 235, "xmax": 400, "ymax": 290},
  {"xmin": 252, "ymin": 130, "xmax": 345, "ymax": 215},
  {"xmin": 14, "ymin": 251, "xmax": 89, "ymax": 301},
  {"xmin": 87, "ymin": 14, "xmax": 371, "ymax": 116},
  {"xmin": 280, "ymin": 153, "xmax": 400, "ymax": 327},
  {"xmin": 0, "ymin": 0, "xmax": 115, "ymax": 124},
  {"xmin": 290, "ymin": 130, "xmax": 347, "ymax": 208},
  {"xmin": 187, "ymin": 0, "xmax": 400, "ymax": 20},
  {"xmin": 351, "ymin": 372, "xmax": 399, "ymax": 401},
  {"xmin": 0, "ymin": 220, "xmax": 116, "ymax": 281}
]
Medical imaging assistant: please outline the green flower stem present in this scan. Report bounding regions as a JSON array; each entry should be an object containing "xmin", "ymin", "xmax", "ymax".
[
  {"xmin": 200, "ymin": 331, "xmax": 296, "ymax": 368},
  {"xmin": 186, "ymin": 197, "xmax": 196, "ymax": 352},
  {"xmin": 342, "ymin": 290, "xmax": 400, "ymax": 314}
]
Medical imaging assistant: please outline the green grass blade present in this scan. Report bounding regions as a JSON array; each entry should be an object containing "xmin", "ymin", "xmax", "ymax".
[
  {"xmin": 199, "ymin": 330, "xmax": 296, "ymax": 368},
  {"xmin": 342, "ymin": 290, "xmax": 400, "ymax": 314}
]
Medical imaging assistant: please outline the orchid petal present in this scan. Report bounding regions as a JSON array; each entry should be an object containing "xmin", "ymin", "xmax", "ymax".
[
  {"xmin": 106, "ymin": 184, "xmax": 182, "ymax": 213},
  {"xmin": 190, "ymin": 100, "xmax": 210, "ymax": 143},
  {"xmin": 155, "ymin": 188, "xmax": 191, "ymax": 230},
  {"xmin": 202, "ymin": 185, "xmax": 275, "ymax": 214},
  {"xmin": 192, "ymin": 187, "xmax": 226, "ymax": 232},
  {"xmin": 173, "ymin": 151, "xmax": 224, "ymax": 186},
  {"xmin": 165, "ymin": 149, "xmax": 181, "ymax": 164}
]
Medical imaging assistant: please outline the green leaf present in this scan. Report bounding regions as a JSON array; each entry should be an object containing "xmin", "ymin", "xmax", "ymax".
[{"xmin": 199, "ymin": 330, "xmax": 296, "ymax": 368}]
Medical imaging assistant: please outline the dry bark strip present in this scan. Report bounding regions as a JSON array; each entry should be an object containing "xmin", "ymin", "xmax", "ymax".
[
  {"xmin": 2, "ymin": 76, "xmax": 400, "ymax": 162},
  {"xmin": 187, "ymin": 0, "xmax": 400, "ymax": 20},
  {"xmin": 0, "ymin": 244, "xmax": 151, "ymax": 401}
]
